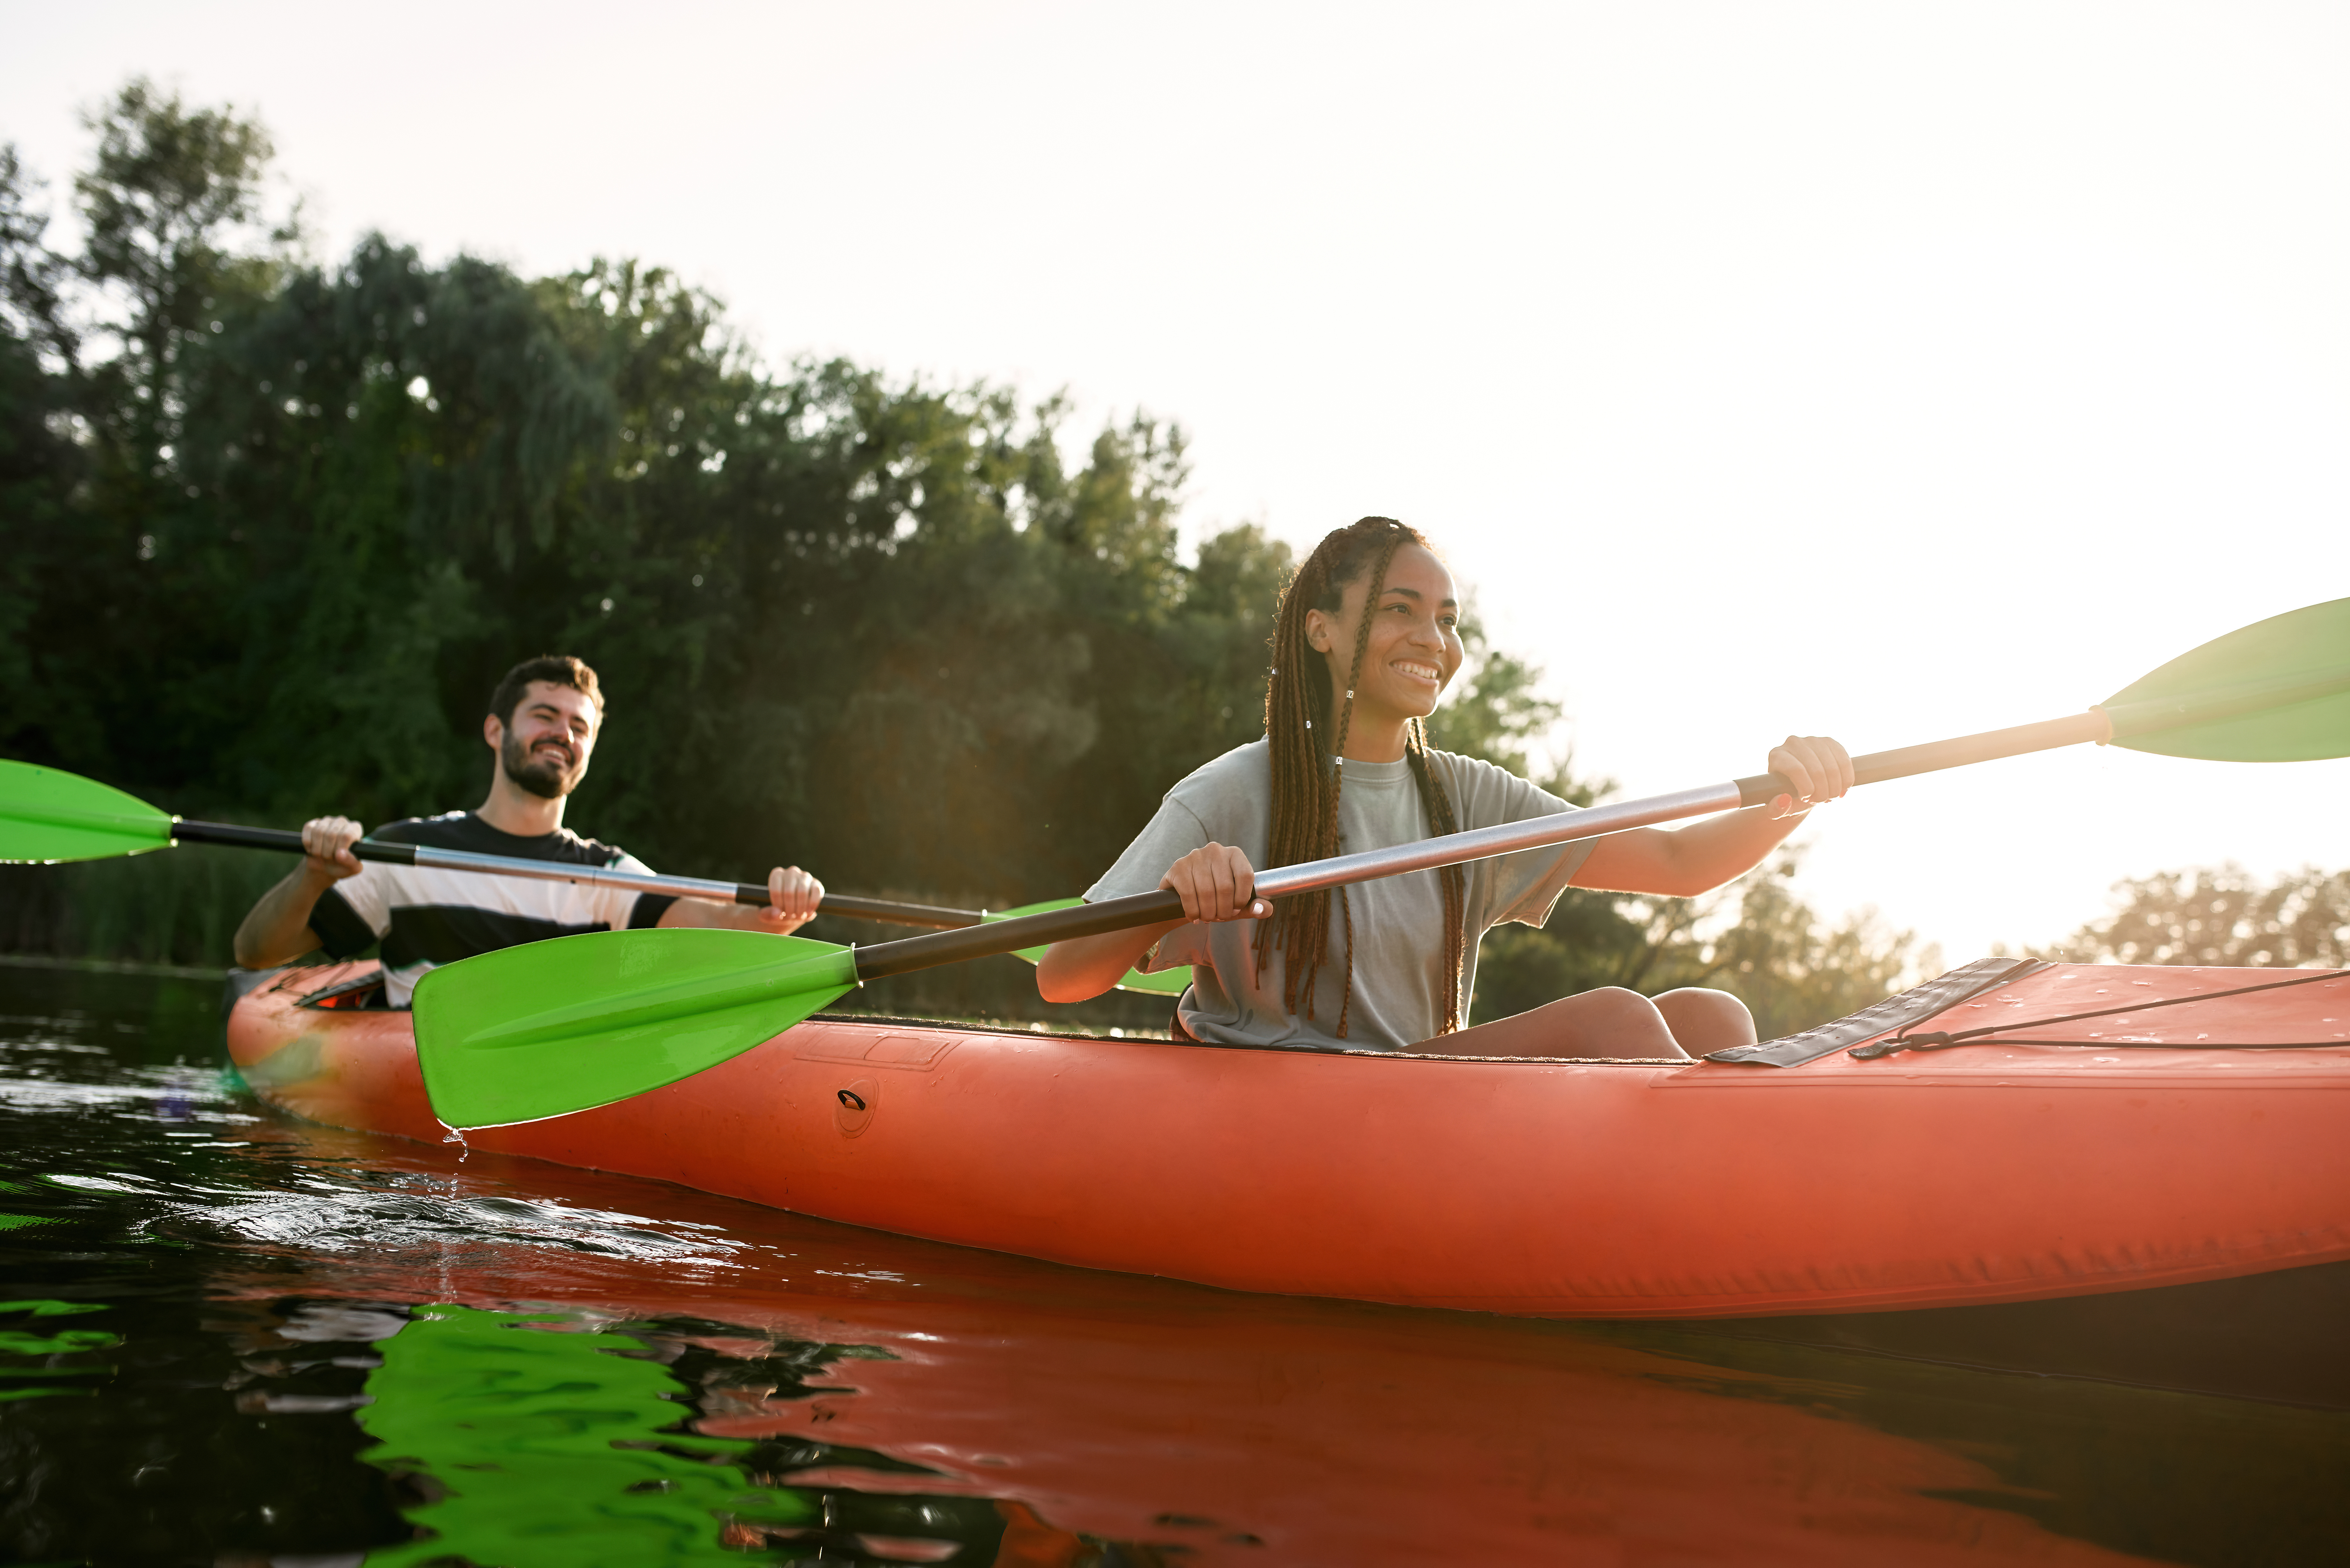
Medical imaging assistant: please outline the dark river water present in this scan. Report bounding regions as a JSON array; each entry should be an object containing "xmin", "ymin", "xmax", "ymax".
[{"xmin": 2, "ymin": 962, "xmax": 2344, "ymax": 1566}]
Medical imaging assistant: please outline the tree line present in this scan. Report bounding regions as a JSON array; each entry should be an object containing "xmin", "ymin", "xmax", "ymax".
[
  {"xmin": 10, "ymin": 82, "xmax": 2328, "ymax": 1035},
  {"xmin": 2021, "ymin": 865, "xmax": 2348, "ymax": 970}
]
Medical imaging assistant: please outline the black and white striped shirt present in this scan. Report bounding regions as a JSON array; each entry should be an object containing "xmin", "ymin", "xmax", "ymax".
[{"xmin": 309, "ymin": 812, "xmax": 677, "ymax": 1007}]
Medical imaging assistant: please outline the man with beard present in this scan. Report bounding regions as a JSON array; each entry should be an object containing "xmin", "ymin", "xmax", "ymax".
[{"xmin": 232, "ymin": 656, "xmax": 822, "ymax": 1007}]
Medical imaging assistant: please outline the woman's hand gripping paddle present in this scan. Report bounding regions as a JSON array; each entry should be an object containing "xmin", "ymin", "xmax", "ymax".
[
  {"xmin": 983, "ymin": 899, "xmax": 1187, "ymax": 996},
  {"xmin": 422, "ymin": 596, "xmax": 2346, "ymax": 1129},
  {"xmin": 0, "ymin": 765, "xmax": 1169, "ymax": 993}
]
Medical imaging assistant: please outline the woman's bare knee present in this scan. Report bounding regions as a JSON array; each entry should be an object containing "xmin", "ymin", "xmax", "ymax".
[
  {"xmin": 1564, "ymin": 988, "xmax": 1687, "ymax": 1058},
  {"xmin": 1573, "ymin": 987, "xmax": 1666, "ymax": 1029},
  {"xmin": 1651, "ymin": 988, "xmax": 1755, "ymax": 1053},
  {"xmin": 1425, "ymin": 986, "xmax": 1684, "ymax": 1059}
]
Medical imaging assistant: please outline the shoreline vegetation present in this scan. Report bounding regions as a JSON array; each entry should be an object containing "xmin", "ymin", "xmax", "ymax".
[
  {"xmin": 0, "ymin": 952, "xmax": 228, "ymax": 981},
  {"xmin": 4, "ymin": 83, "xmax": 2341, "ymax": 1038}
]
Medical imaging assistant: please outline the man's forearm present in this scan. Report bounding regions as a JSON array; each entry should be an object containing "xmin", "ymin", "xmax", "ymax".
[
  {"xmin": 656, "ymin": 896, "xmax": 759, "ymax": 931},
  {"xmin": 232, "ymin": 868, "xmax": 333, "ymax": 968},
  {"xmin": 656, "ymin": 882, "xmax": 820, "ymax": 937}
]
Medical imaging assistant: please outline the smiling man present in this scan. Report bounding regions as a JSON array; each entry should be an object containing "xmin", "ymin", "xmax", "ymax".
[{"xmin": 231, "ymin": 656, "xmax": 822, "ymax": 1006}]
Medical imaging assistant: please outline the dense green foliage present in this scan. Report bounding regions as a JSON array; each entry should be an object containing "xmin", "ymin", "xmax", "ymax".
[
  {"xmin": 2, "ymin": 82, "xmax": 1955, "ymax": 1040},
  {"xmin": 2, "ymin": 88, "xmax": 1307, "ymax": 923}
]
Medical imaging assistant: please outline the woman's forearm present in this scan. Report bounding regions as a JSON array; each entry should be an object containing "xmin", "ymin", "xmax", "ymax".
[
  {"xmin": 1575, "ymin": 733, "xmax": 1850, "ymax": 898},
  {"xmin": 1038, "ymin": 919, "xmax": 1185, "ymax": 1003},
  {"xmin": 1573, "ymin": 804, "xmax": 1805, "ymax": 898},
  {"xmin": 1658, "ymin": 803, "xmax": 1805, "ymax": 893},
  {"xmin": 1043, "ymin": 842, "xmax": 1261, "ymax": 1003}
]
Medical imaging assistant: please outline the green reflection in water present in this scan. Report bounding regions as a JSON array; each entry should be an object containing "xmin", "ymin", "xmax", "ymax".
[
  {"xmin": 0, "ymin": 1299, "xmax": 118, "ymax": 1403},
  {"xmin": 358, "ymin": 1304, "xmax": 814, "ymax": 1566}
]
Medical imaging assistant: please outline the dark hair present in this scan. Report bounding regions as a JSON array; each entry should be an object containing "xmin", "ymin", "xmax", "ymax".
[
  {"xmin": 487, "ymin": 656, "xmax": 604, "ymax": 727},
  {"xmin": 1256, "ymin": 517, "xmax": 1467, "ymax": 1037}
]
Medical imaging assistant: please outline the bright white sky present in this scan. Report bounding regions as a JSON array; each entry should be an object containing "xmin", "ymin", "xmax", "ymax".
[{"xmin": 8, "ymin": 1, "xmax": 2347, "ymax": 961}]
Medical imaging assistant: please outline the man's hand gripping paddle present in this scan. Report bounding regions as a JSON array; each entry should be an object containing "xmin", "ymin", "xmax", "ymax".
[
  {"xmin": 0, "ymin": 769, "xmax": 1181, "ymax": 994},
  {"xmin": 401, "ymin": 596, "xmax": 2341, "ymax": 1129}
]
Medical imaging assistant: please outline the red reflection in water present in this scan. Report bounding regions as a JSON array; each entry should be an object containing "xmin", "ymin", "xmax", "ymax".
[{"xmin": 209, "ymin": 1125, "xmax": 2152, "ymax": 1566}]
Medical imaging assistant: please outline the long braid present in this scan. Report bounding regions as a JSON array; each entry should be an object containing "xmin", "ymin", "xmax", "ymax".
[
  {"xmin": 1322, "ymin": 524, "xmax": 1402, "ymax": 1037},
  {"xmin": 1405, "ymin": 716, "xmax": 1469, "ymax": 1034},
  {"xmin": 1256, "ymin": 517, "xmax": 1467, "ymax": 1037}
]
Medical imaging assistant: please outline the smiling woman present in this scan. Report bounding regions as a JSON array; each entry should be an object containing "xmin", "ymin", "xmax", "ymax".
[{"xmin": 1038, "ymin": 516, "xmax": 1857, "ymax": 1059}]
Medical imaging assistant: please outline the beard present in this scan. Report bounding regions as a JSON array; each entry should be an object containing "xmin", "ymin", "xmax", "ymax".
[{"xmin": 501, "ymin": 731, "xmax": 582, "ymax": 799}]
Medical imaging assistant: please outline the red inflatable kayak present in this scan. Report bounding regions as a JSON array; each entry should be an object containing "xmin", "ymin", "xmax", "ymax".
[{"xmin": 224, "ymin": 956, "xmax": 2350, "ymax": 1319}]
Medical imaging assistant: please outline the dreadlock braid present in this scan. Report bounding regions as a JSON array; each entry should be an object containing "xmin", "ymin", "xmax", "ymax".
[
  {"xmin": 1404, "ymin": 715, "xmax": 1469, "ymax": 1034},
  {"xmin": 1256, "ymin": 517, "xmax": 1470, "ymax": 1037}
]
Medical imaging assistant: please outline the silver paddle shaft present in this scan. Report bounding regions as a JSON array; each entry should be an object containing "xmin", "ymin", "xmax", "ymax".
[
  {"xmin": 1247, "ymin": 781, "xmax": 1747, "ymax": 901},
  {"xmin": 392, "ymin": 846, "xmax": 980, "ymax": 926},
  {"xmin": 401, "ymin": 844, "xmax": 751, "ymax": 903}
]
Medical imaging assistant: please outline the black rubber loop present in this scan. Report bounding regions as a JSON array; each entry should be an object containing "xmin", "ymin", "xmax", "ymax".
[{"xmin": 836, "ymin": 1089, "xmax": 866, "ymax": 1111}]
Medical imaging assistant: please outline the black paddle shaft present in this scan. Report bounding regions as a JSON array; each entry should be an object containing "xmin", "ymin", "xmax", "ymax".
[
  {"xmin": 173, "ymin": 819, "xmax": 402, "ymax": 858},
  {"xmin": 164, "ymin": 818, "xmax": 978, "ymax": 930},
  {"xmin": 853, "ymin": 890, "xmax": 1186, "ymax": 981}
]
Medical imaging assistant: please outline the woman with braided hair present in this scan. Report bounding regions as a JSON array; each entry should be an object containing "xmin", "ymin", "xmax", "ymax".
[{"xmin": 1039, "ymin": 517, "xmax": 1853, "ymax": 1059}]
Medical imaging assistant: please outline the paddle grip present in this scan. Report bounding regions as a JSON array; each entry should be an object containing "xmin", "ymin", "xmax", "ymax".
[
  {"xmin": 716, "ymin": 880, "xmax": 986, "ymax": 928},
  {"xmin": 781, "ymin": 890, "xmax": 982, "ymax": 930},
  {"xmin": 855, "ymin": 890, "xmax": 1185, "ymax": 981},
  {"xmin": 171, "ymin": 818, "xmax": 420, "ymax": 863},
  {"xmin": 1733, "ymin": 711, "xmax": 2116, "ymax": 808}
]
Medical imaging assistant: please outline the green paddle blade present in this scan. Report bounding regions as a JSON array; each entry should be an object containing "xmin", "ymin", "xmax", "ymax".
[
  {"xmin": 985, "ymin": 898, "xmax": 1190, "ymax": 996},
  {"xmin": 2101, "ymin": 597, "xmax": 2350, "ymax": 761},
  {"xmin": 0, "ymin": 760, "xmax": 173, "ymax": 863},
  {"xmin": 412, "ymin": 928, "xmax": 858, "ymax": 1130}
]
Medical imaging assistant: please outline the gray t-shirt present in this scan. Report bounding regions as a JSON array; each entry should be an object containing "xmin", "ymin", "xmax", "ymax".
[{"xmin": 1084, "ymin": 739, "xmax": 1591, "ymax": 1051}]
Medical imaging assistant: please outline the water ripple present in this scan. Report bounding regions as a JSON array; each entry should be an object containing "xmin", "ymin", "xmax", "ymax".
[{"xmin": 150, "ymin": 1172, "xmax": 749, "ymax": 1267}]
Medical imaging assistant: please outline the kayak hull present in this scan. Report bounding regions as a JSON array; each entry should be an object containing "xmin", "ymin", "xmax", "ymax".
[{"xmin": 225, "ymin": 960, "xmax": 2350, "ymax": 1319}]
